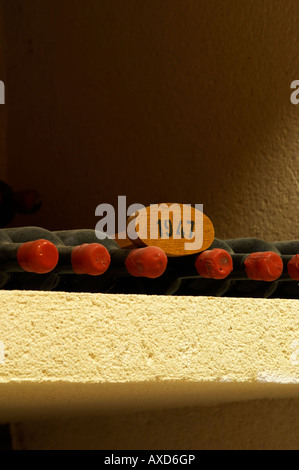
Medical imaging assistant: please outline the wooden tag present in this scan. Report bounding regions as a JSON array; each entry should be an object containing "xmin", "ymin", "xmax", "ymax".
[{"xmin": 125, "ymin": 203, "xmax": 214, "ymax": 256}]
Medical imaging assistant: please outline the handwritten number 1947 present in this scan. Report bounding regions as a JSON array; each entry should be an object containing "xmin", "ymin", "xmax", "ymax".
[{"xmin": 158, "ymin": 219, "xmax": 194, "ymax": 239}]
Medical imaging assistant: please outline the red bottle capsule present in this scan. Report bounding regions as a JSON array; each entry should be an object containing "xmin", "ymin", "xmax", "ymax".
[
  {"xmin": 287, "ymin": 254, "xmax": 299, "ymax": 281},
  {"xmin": 125, "ymin": 246, "xmax": 168, "ymax": 278},
  {"xmin": 17, "ymin": 239, "xmax": 59, "ymax": 274},
  {"xmin": 195, "ymin": 248, "xmax": 233, "ymax": 279},
  {"xmin": 244, "ymin": 251, "xmax": 283, "ymax": 281},
  {"xmin": 71, "ymin": 243, "xmax": 111, "ymax": 276}
]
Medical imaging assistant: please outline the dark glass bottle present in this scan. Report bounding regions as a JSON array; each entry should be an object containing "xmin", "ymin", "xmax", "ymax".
[
  {"xmin": 224, "ymin": 238, "xmax": 283, "ymax": 298},
  {"xmin": 271, "ymin": 241, "xmax": 299, "ymax": 299},
  {"xmin": 2, "ymin": 227, "xmax": 62, "ymax": 290},
  {"xmin": 53, "ymin": 229, "xmax": 168, "ymax": 293},
  {"xmin": 55, "ymin": 229, "xmax": 167, "ymax": 277},
  {"xmin": 0, "ymin": 229, "xmax": 58, "ymax": 273},
  {"xmin": 2, "ymin": 227, "xmax": 111, "ymax": 291},
  {"xmin": 0, "ymin": 228, "xmax": 59, "ymax": 290},
  {"xmin": 172, "ymin": 239, "xmax": 234, "ymax": 296},
  {"xmin": 54, "ymin": 232, "xmax": 236, "ymax": 296}
]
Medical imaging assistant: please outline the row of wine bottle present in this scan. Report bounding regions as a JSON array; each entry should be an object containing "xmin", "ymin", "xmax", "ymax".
[{"xmin": 0, "ymin": 226, "xmax": 297, "ymax": 298}]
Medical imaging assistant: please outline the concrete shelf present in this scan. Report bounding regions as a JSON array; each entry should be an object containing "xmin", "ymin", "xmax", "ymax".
[{"xmin": 0, "ymin": 291, "xmax": 298, "ymax": 423}]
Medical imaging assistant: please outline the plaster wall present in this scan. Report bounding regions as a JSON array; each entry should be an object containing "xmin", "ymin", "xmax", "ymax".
[{"xmin": 2, "ymin": 0, "xmax": 299, "ymax": 239}]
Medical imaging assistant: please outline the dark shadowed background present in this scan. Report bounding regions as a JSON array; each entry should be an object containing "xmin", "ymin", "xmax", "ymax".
[{"xmin": 0, "ymin": 0, "xmax": 298, "ymax": 240}]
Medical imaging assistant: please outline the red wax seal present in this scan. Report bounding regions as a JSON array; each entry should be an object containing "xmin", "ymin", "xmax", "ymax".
[
  {"xmin": 17, "ymin": 239, "xmax": 59, "ymax": 274},
  {"xmin": 71, "ymin": 243, "xmax": 111, "ymax": 275},
  {"xmin": 287, "ymin": 255, "xmax": 299, "ymax": 281},
  {"xmin": 244, "ymin": 251, "xmax": 283, "ymax": 281},
  {"xmin": 195, "ymin": 248, "xmax": 233, "ymax": 279},
  {"xmin": 125, "ymin": 246, "xmax": 168, "ymax": 278}
]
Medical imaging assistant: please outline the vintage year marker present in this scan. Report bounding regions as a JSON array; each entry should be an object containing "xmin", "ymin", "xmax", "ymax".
[{"xmin": 116, "ymin": 203, "xmax": 214, "ymax": 256}]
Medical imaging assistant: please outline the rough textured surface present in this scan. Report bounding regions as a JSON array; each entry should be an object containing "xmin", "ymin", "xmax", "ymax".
[
  {"xmin": 0, "ymin": 291, "xmax": 298, "ymax": 423},
  {"xmin": 2, "ymin": 0, "xmax": 299, "ymax": 239},
  {"xmin": 11, "ymin": 398, "xmax": 299, "ymax": 450}
]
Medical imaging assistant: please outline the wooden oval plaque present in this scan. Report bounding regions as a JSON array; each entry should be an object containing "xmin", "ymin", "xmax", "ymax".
[{"xmin": 126, "ymin": 203, "xmax": 214, "ymax": 256}]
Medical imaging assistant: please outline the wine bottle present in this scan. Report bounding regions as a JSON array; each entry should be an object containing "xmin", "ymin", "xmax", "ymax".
[
  {"xmin": 52, "ymin": 229, "xmax": 168, "ymax": 294},
  {"xmin": 271, "ymin": 241, "xmax": 299, "ymax": 298},
  {"xmin": 0, "ymin": 228, "xmax": 59, "ymax": 290},
  {"xmin": 172, "ymin": 239, "xmax": 234, "ymax": 296},
  {"xmin": 2, "ymin": 227, "xmax": 111, "ymax": 291},
  {"xmin": 1, "ymin": 227, "xmax": 61, "ymax": 290},
  {"xmin": 55, "ymin": 229, "xmax": 168, "ymax": 277},
  {"xmin": 129, "ymin": 270, "xmax": 182, "ymax": 295},
  {"xmin": 0, "ymin": 230, "xmax": 58, "ymax": 273},
  {"xmin": 224, "ymin": 238, "xmax": 283, "ymax": 298},
  {"xmin": 126, "ymin": 237, "xmax": 235, "ymax": 296},
  {"xmin": 4, "ymin": 226, "xmax": 111, "ymax": 273}
]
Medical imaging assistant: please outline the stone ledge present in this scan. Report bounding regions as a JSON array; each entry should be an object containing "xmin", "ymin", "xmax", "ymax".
[{"xmin": 0, "ymin": 291, "xmax": 298, "ymax": 421}]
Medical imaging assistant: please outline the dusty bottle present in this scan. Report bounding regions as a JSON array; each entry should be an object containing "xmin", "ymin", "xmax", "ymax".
[
  {"xmin": 224, "ymin": 238, "xmax": 283, "ymax": 298},
  {"xmin": 172, "ymin": 239, "xmax": 234, "ymax": 296},
  {"xmin": 53, "ymin": 229, "xmax": 168, "ymax": 293},
  {"xmin": 271, "ymin": 240, "xmax": 299, "ymax": 298},
  {"xmin": 3, "ymin": 227, "xmax": 111, "ymax": 291},
  {"xmin": 0, "ymin": 228, "xmax": 59, "ymax": 290}
]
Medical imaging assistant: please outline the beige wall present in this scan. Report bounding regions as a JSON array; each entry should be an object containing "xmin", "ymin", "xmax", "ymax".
[{"xmin": 1, "ymin": 0, "xmax": 299, "ymax": 239}]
